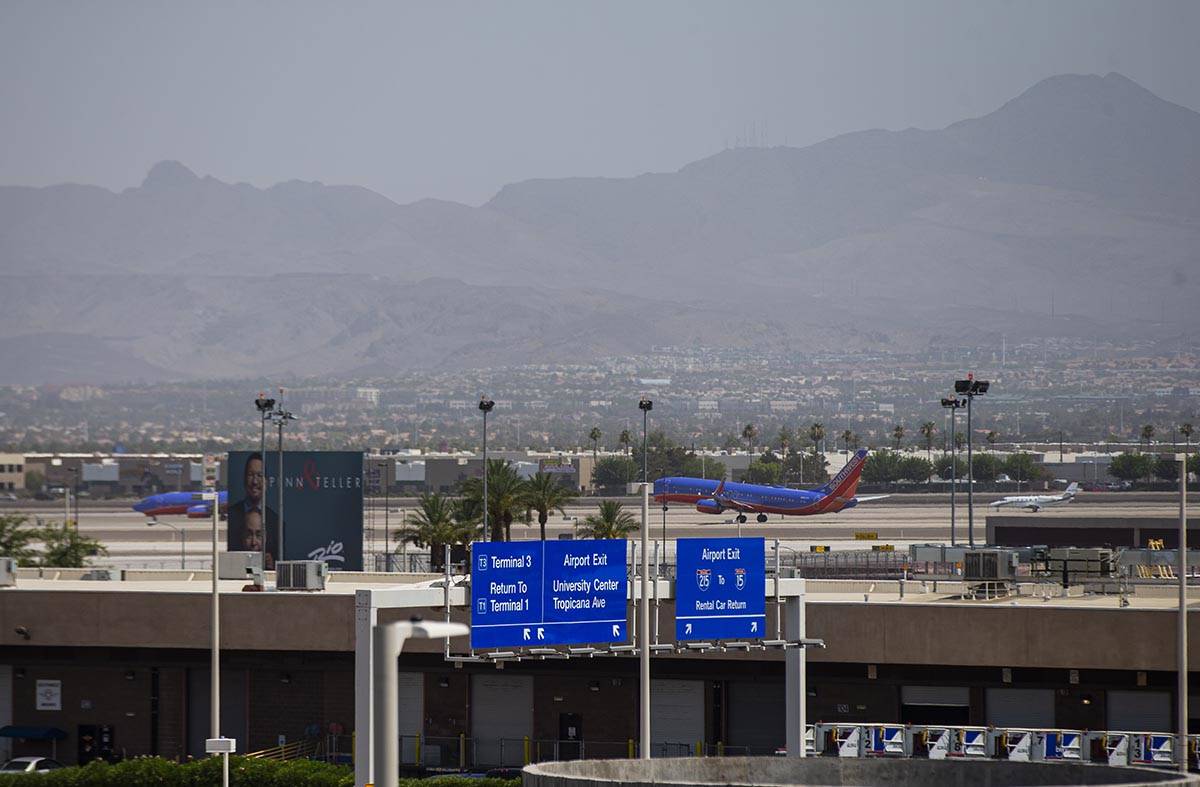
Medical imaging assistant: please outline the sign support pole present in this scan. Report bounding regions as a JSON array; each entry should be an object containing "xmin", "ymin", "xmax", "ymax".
[
  {"xmin": 1179, "ymin": 451, "xmax": 1188, "ymax": 774},
  {"xmin": 785, "ymin": 585, "xmax": 807, "ymax": 758},
  {"xmin": 640, "ymin": 483, "xmax": 651, "ymax": 759}
]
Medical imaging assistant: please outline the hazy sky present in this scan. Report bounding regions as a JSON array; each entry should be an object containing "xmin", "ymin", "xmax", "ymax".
[{"xmin": 2, "ymin": 0, "xmax": 1198, "ymax": 206}]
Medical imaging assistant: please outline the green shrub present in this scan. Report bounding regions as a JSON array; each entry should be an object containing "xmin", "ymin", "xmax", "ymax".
[{"xmin": 0, "ymin": 756, "xmax": 357, "ymax": 787}]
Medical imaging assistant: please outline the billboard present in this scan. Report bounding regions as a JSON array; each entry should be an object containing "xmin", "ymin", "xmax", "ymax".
[{"xmin": 226, "ymin": 451, "xmax": 363, "ymax": 571}]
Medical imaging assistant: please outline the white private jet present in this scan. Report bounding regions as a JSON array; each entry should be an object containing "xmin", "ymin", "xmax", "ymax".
[{"xmin": 988, "ymin": 482, "xmax": 1079, "ymax": 512}]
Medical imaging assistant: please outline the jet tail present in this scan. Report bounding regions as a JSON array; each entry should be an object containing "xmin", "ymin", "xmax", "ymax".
[
  {"xmin": 818, "ymin": 449, "xmax": 869, "ymax": 500},
  {"xmin": 1064, "ymin": 482, "xmax": 1080, "ymax": 496}
]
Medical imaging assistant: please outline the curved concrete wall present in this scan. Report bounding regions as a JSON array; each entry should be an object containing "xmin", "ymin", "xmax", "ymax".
[{"xmin": 523, "ymin": 757, "xmax": 1199, "ymax": 787}]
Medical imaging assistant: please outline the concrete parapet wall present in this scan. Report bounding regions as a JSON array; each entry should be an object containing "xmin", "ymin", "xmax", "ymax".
[{"xmin": 523, "ymin": 757, "xmax": 1198, "ymax": 787}]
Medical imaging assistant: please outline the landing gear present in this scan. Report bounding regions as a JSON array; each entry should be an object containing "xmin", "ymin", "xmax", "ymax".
[
  {"xmin": 736, "ymin": 514, "xmax": 747, "ymax": 524},
  {"xmin": 756, "ymin": 513, "xmax": 768, "ymax": 523}
]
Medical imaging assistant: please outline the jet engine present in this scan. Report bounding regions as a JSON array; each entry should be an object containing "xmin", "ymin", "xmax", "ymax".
[{"xmin": 695, "ymin": 499, "xmax": 724, "ymax": 515}]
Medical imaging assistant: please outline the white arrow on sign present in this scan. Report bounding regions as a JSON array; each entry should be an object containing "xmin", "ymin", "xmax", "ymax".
[
  {"xmin": 537, "ymin": 627, "xmax": 545, "ymax": 640},
  {"xmin": 612, "ymin": 624, "xmax": 621, "ymax": 637},
  {"xmin": 523, "ymin": 628, "xmax": 531, "ymax": 641},
  {"xmin": 751, "ymin": 621, "xmax": 758, "ymax": 633},
  {"xmin": 685, "ymin": 623, "xmax": 693, "ymax": 634}
]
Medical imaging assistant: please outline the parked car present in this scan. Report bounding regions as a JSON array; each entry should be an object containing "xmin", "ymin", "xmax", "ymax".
[{"xmin": 1, "ymin": 756, "xmax": 64, "ymax": 773}]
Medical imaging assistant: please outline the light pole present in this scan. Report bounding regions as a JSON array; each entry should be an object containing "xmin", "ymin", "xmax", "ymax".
[
  {"xmin": 382, "ymin": 460, "xmax": 390, "ymax": 571},
  {"xmin": 254, "ymin": 393, "xmax": 275, "ymax": 573},
  {"xmin": 1178, "ymin": 450, "xmax": 1188, "ymax": 775},
  {"xmin": 639, "ymin": 398, "xmax": 653, "ymax": 484},
  {"xmin": 941, "ymin": 397, "xmax": 966, "ymax": 547},
  {"xmin": 147, "ymin": 517, "xmax": 186, "ymax": 569},
  {"xmin": 271, "ymin": 391, "xmax": 297, "ymax": 564},
  {"xmin": 479, "ymin": 397, "xmax": 495, "ymax": 542},
  {"xmin": 373, "ymin": 619, "xmax": 469, "ymax": 787},
  {"xmin": 954, "ymin": 376, "xmax": 990, "ymax": 548}
]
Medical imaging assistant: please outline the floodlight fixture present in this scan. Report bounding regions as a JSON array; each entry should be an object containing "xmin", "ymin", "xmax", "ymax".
[
  {"xmin": 254, "ymin": 393, "xmax": 276, "ymax": 413},
  {"xmin": 953, "ymin": 374, "xmax": 992, "ymax": 547},
  {"xmin": 638, "ymin": 398, "xmax": 653, "ymax": 412},
  {"xmin": 478, "ymin": 397, "xmax": 495, "ymax": 413}
]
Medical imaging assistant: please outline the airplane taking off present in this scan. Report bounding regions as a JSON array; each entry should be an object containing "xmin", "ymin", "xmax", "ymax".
[
  {"xmin": 653, "ymin": 448, "xmax": 888, "ymax": 523},
  {"xmin": 133, "ymin": 490, "xmax": 227, "ymax": 519},
  {"xmin": 988, "ymin": 483, "xmax": 1079, "ymax": 512}
]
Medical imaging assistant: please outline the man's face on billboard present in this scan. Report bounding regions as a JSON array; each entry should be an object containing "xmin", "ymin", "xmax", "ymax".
[
  {"xmin": 245, "ymin": 457, "xmax": 264, "ymax": 503},
  {"xmin": 243, "ymin": 509, "xmax": 264, "ymax": 551}
]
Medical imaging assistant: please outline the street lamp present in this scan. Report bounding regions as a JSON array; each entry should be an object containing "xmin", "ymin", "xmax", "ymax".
[
  {"xmin": 638, "ymin": 398, "xmax": 653, "ymax": 484},
  {"xmin": 147, "ymin": 517, "xmax": 186, "ymax": 569},
  {"xmin": 953, "ymin": 376, "xmax": 990, "ymax": 548},
  {"xmin": 373, "ymin": 618, "xmax": 469, "ymax": 787},
  {"xmin": 479, "ymin": 397, "xmax": 495, "ymax": 542},
  {"xmin": 270, "ymin": 391, "xmax": 297, "ymax": 563},
  {"xmin": 940, "ymin": 397, "xmax": 966, "ymax": 546},
  {"xmin": 254, "ymin": 393, "xmax": 275, "ymax": 572}
]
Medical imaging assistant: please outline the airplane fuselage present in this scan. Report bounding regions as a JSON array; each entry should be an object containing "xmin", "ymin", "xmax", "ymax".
[
  {"xmin": 133, "ymin": 490, "xmax": 227, "ymax": 518},
  {"xmin": 654, "ymin": 477, "xmax": 858, "ymax": 515}
]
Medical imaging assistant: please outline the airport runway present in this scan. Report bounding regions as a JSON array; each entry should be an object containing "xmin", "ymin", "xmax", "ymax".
[{"xmin": 7, "ymin": 495, "xmax": 1192, "ymax": 569}]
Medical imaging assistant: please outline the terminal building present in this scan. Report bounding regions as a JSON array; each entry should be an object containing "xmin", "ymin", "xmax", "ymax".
[{"xmin": 0, "ymin": 570, "xmax": 1192, "ymax": 767}]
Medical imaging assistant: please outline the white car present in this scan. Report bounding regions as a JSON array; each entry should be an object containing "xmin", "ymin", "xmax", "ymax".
[{"xmin": 0, "ymin": 756, "xmax": 64, "ymax": 773}]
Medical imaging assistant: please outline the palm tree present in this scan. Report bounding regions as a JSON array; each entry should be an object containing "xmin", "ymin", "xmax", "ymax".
[
  {"xmin": 808, "ymin": 423, "xmax": 825, "ymax": 454},
  {"xmin": 919, "ymin": 421, "xmax": 936, "ymax": 460},
  {"xmin": 742, "ymin": 424, "xmax": 758, "ymax": 455},
  {"xmin": 522, "ymin": 472, "xmax": 576, "ymax": 541},
  {"xmin": 461, "ymin": 458, "xmax": 527, "ymax": 541},
  {"xmin": 1183, "ymin": 423, "xmax": 1194, "ymax": 451},
  {"xmin": 841, "ymin": 429, "xmax": 853, "ymax": 452},
  {"xmin": 580, "ymin": 500, "xmax": 638, "ymax": 539},
  {"xmin": 892, "ymin": 424, "xmax": 905, "ymax": 449},
  {"xmin": 588, "ymin": 427, "xmax": 602, "ymax": 464},
  {"xmin": 619, "ymin": 429, "xmax": 633, "ymax": 456},
  {"xmin": 1141, "ymin": 424, "xmax": 1155, "ymax": 449},
  {"xmin": 401, "ymin": 493, "xmax": 477, "ymax": 570},
  {"xmin": 777, "ymin": 427, "xmax": 794, "ymax": 457},
  {"xmin": 986, "ymin": 430, "xmax": 998, "ymax": 449}
]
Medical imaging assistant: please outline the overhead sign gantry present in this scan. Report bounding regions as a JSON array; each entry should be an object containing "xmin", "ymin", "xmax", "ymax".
[{"xmin": 470, "ymin": 539, "xmax": 628, "ymax": 648}]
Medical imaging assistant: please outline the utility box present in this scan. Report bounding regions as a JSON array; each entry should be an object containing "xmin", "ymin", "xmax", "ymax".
[
  {"xmin": 1035, "ymin": 547, "xmax": 1115, "ymax": 586},
  {"xmin": 218, "ymin": 551, "xmax": 264, "ymax": 583},
  {"xmin": 0, "ymin": 557, "xmax": 15, "ymax": 587},
  {"xmin": 963, "ymin": 549, "xmax": 1019, "ymax": 582},
  {"xmin": 276, "ymin": 560, "xmax": 327, "ymax": 591}
]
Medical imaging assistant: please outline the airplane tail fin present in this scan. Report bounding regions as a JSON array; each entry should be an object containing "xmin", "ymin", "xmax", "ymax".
[
  {"xmin": 1065, "ymin": 482, "xmax": 1080, "ymax": 496},
  {"xmin": 819, "ymin": 449, "xmax": 869, "ymax": 500}
]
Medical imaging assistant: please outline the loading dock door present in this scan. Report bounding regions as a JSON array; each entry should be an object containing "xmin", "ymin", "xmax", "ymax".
[
  {"xmin": 727, "ymin": 681, "xmax": 784, "ymax": 755},
  {"xmin": 651, "ymin": 679, "xmax": 704, "ymax": 756},
  {"xmin": 470, "ymin": 674, "xmax": 532, "ymax": 767},
  {"xmin": 1108, "ymin": 691, "xmax": 1171, "ymax": 732},
  {"xmin": 985, "ymin": 688, "xmax": 1054, "ymax": 728},
  {"xmin": 901, "ymin": 685, "xmax": 969, "ymax": 726},
  {"xmin": 397, "ymin": 672, "xmax": 423, "ymax": 765}
]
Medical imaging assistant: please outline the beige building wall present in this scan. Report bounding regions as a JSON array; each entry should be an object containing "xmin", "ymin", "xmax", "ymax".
[{"xmin": 0, "ymin": 454, "xmax": 25, "ymax": 492}]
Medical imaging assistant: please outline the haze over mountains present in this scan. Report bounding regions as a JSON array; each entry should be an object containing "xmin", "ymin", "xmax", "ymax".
[{"xmin": 1, "ymin": 72, "xmax": 1197, "ymax": 384}]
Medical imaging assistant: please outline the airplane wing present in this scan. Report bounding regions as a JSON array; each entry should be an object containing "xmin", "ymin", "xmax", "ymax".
[{"xmin": 852, "ymin": 495, "xmax": 890, "ymax": 503}]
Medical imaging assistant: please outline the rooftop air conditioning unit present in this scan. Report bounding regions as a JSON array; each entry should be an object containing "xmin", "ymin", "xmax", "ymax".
[
  {"xmin": 0, "ymin": 557, "xmax": 15, "ymax": 587},
  {"xmin": 80, "ymin": 568, "xmax": 120, "ymax": 581},
  {"xmin": 276, "ymin": 560, "xmax": 327, "ymax": 591},
  {"xmin": 963, "ymin": 549, "xmax": 1018, "ymax": 583},
  {"xmin": 218, "ymin": 551, "xmax": 264, "ymax": 584}
]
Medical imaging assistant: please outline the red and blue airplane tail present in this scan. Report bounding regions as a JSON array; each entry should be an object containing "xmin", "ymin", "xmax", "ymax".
[{"xmin": 816, "ymin": 448, "xmax": 869, "ymax": 502}]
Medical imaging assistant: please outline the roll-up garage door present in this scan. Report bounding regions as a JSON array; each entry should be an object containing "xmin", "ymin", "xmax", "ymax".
[
  {"xmin": 0, "ymin": 666, "xmax": 10, "ymax": 761},
  {"xmin": 651, "ymin": 679, "xmax": 704, "ymax": 756},
  {"xmin": 1108, "ymin": 691, "xmax": 1171, "ymax": 732},
  {"xmin": 727, "ymin": 681, "xmax": 784, "ymax": 755},
  {"xmin": 471, "ymin": 674, "xmax": 532, "ymax": 767},
  {"xmin": 986, "ymin": 688, "xmax": 1054, "ymax": 728},
  {"xmin": 397, "ymin": 672, "xmax": 423, "ymax": 764},
  {"xmin": 900, "ymin": 686, "xmax": 969, "ymax": 725}
]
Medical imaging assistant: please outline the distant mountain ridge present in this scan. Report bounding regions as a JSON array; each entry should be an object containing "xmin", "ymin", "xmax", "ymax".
[{"xmin": 1, "ymin": 72, "xmax": 1197, "ymax": 383}]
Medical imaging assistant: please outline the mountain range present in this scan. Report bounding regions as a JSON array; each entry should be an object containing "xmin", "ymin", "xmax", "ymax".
[{"xmin": 1, "ymin": 72, "xmax": 1197, "ymax": 383}]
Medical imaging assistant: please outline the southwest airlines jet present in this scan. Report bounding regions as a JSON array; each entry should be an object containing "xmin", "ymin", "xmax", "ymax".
[
  {"xmin": 133, "ymin": 490, "xmax": 227, "ymax": 519},
  {"xmin": 653, "ymin": 448, "xmax": 887, "ymax": 523}
]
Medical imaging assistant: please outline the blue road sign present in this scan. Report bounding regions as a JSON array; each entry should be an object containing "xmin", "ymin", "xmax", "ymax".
[
  {"xmin": 675, "ymin": 537, "xmax": 766, "ymax": 641},
  {"xmin": 471, "ymin": 539, "xmax": 628, "ymax": 649}
]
